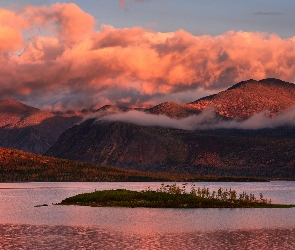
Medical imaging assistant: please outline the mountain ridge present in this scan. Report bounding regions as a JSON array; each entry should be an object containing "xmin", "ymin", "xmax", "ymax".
[
  {"xmin": 137, "ymin": 78, "xmax": 295, "ymax": 120},
  {"xmin": 44, "ymin": 78, "xmax": 295, "ymax": 177},
  {"xmin": 189, "ymin": 78, "xmax": 295, "ymax": 119},
  {"xmin": 2, "ymin": 78, "xmax": 295, "ymax": 178}
]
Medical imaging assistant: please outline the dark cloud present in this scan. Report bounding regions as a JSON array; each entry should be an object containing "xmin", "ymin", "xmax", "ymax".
[
  {"xmin": 253, "ymin": 12, "xmax": 284, "ymax": 15},
  {"xmin": 119, "ymin": 0, "xmax": 147, "ymax": 8}
]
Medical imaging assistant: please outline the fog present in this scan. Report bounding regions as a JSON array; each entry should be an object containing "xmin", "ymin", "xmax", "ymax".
[{"xmin": 97, "ymin": 107, "xmax": 295, "ymax": 130}]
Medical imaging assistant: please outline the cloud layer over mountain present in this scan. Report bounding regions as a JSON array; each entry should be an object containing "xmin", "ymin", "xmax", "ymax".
[
  {"xmin": 1, "ymin": 3, "xmax": 295, "ymax": 111},
  {"xmin": 99, "ymin": 107, "xmax": 295, "ymax": 130}
]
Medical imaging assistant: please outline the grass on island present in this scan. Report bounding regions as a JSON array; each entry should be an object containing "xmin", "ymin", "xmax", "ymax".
[{"xmin": 56, "ymin": 183, "xmax": 295, "ymax": 208}]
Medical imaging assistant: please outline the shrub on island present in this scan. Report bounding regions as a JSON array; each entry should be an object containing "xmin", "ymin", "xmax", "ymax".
[{"xmin": 56, "ymin": 183, "xmax": 295, "ymax": 208}]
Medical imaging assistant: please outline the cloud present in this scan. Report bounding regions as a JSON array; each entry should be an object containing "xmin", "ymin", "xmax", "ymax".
[
  {"xmin": 1, "ymin": 3, "xmax": 295, "ymax": 111},
  {"xmin": 98, "ymin": 107, "xmax": 295, "ymax": 130},
  {"xmin": 253, "ymin": 12, "xmax": 284, "ymax": 15},
  {"xmin": 0, "ymin": 9, "xmax": 25, "ymax": 51},
  {"xmin": 119, "ymin": 0, "xmax": 147, "ymax": 8}
]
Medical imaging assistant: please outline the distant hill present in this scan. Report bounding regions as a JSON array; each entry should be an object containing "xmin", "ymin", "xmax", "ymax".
[
  {"xmin": 0, "ymin": 147, "xmax": 243, "ymax": 182},
  {"xmin": 0, "ymin": 100, "xmax": 81, "ymax": 154}
]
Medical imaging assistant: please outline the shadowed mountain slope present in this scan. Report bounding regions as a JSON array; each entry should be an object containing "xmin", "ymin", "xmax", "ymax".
[{"xmin": 46, "ymin": 119, "xmax": 295, "ymax": 178}]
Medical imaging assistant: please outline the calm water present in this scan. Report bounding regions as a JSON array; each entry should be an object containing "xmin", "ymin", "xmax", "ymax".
[{"xmin": 0, "ymin": 181, "xmax": 295, "ymax": 249}]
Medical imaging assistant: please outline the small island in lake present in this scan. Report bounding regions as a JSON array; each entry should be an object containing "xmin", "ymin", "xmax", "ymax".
[{"xmin": 56, "ymin": 184, "xmax": 295, "ymax": 208}]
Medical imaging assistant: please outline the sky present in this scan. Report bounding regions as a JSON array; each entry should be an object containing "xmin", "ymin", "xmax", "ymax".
[{"xmin": 1, "ymin": 0, "xmax": 295, "ymax": 111}]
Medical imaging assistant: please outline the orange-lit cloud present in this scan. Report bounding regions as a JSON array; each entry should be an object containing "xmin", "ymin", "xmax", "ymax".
[
  {"xmin": 0, "ymin": 9, "xmax": 25, "ymax": 51},
  {"xmin": 1, "ymin": 3, "xmax": 295, "ymax": 111}
]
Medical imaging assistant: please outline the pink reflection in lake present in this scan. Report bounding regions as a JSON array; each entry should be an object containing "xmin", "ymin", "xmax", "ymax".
[
  {"xmin": 1, "ymin": 224, "xmax": 295, "ymax": 249},
  {"xmin": 0, "ymin": 181, "xmax": 295, "ymax": 233}
]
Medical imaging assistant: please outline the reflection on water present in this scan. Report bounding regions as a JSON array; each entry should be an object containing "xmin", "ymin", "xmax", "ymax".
[{"xmin": 1, "ymin": 224, "xmax": 295, "ymax": 250}]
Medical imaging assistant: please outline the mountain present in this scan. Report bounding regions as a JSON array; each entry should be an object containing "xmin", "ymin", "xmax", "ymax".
[
  {"xmin": 147, "ymin": 102, "xmax": 201, "ymax": 118},
  {"xmin": 146, "ymin": 78, "xmax": 295, "ymax": 120},
  {"xmin": 0, "ymin": 100, "xmax": 81, "ymax": 154},
  {"xmin": 3, "ymin": 78, "xmax": 295, "ymax": 178},
  {"xmin": 45, "ymin": 119, "xmax": 295, "ymax": 178},
  {"xmin": 45, "ymin": 78, "xmax": 295, "ymax": 178},
  {"xmin": 190, "ymin": 78, "xmax": 295, "ymax": 119}
]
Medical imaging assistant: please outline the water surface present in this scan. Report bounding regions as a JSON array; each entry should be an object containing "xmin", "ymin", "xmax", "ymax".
[{"xmin": 1, "ymin": 181, "xmax": 295, "ymax": 249}]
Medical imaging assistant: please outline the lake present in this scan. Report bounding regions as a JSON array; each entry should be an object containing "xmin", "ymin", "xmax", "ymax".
[{"xmin": 0, "ymin": 181, "xmax": 295, "ymax": 249}]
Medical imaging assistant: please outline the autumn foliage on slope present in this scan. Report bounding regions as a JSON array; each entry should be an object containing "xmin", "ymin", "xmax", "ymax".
[{"xmin": 1, "ymin": 147, "xmax": 255, "ymax": 182}]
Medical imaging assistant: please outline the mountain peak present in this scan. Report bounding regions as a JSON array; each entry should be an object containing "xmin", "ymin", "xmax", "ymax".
[
  {"xmin": 258, "ymin": 78, "xmax": 294, "ymax": 86},
  {"xmin": 0, "ymin": 99, "xmax": 40, "ymax": 116},
  {"xmin": 0, "ymin": 99, "xmax": 55, "ymax": 128},
  {"xmin": 0, "ymin": 99, "xmax": 81, "ymax": 154},
  {"xmin": 0, "ymin": 99, "xmax": 38, "ymax": 110},
  {"xmin": 227, "ymin": 78, "xmax": 294, "ymax": 91},
  {"xmin": 226, "ymin": 79, "xmax": 256, "ymax": 90},
  {"xmin": 190, "ymin": 78, "xmax": 295, "ymax": 119}
]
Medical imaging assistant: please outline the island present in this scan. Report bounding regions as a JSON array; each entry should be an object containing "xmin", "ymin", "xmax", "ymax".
[{"xmin": 56, "ymin": 184, "xmax": 295, "ymax": 208}]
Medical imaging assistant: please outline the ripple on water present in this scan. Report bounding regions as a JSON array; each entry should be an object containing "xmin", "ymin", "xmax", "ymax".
[{"xmin": 0, "ymin": 224, "xmax": 295, "ymax": 250}]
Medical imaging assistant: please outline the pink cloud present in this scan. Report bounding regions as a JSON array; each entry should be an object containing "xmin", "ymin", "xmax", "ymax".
[
  {"xmin": 1, "ymin": 3, "xmax": 295, "ymax": 111},
  {"xmin": 0, "ymin": 9, "xmax": 25, "ymax": 51}
]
